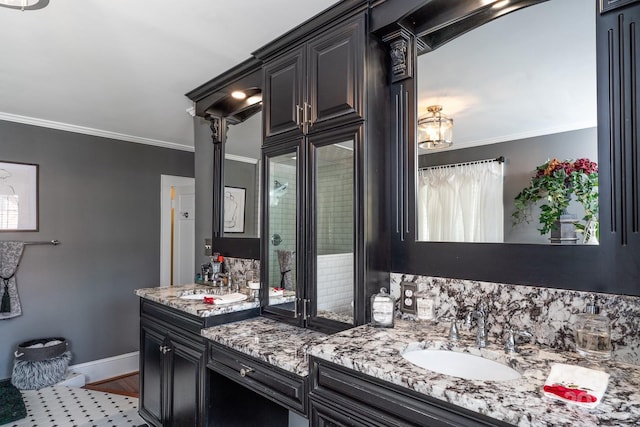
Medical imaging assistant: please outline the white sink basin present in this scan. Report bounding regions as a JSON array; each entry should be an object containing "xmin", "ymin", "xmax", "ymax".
[
  {"xmin": 179, "ymin": 292, "xmax": 247, "ymax": 304},
  {"xmin": 402, "ymin": 349, "xmax": 521, "ymax": 381},
  {"xmin": 179, "ymin": 293, "xmax": 213, "ymax": 300}
]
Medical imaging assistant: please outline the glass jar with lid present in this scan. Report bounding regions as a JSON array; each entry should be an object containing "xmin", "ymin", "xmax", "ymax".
[
  {"xmin": 371, "ymin": 287, "xmax": 395, "ymax": 328},
  {"xmin": 574, "ymin": 296, "xmax": 611, "ymax": 361},
  {"xmin": 415, "ymin": 291, "xmax": 436, "ymax": 321}
]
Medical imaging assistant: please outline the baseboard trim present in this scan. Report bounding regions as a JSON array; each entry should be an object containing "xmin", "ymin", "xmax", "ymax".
[{"xmin": 69, "ymin": 351, "xmax": 139, "ymax": 383}]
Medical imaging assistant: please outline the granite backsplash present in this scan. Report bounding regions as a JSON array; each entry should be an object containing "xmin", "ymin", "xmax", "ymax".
[
  {"xmin": 222, "ymin": 256, "xmax": 640, "ymax": 366},
  {"xmin": 390, "ymin": 273, "xmax": 640, "ymax": 366},
  {"xmin": 221, "ymin": 256, "xmax": 260, "ymax": 288}
]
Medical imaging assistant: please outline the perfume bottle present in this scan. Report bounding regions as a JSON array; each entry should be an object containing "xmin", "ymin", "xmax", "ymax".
[
  {"xmin": 574, "ymin": 295, "xmax": 612, "ymax": 361},
  {"xmin": 371, "ymin": 287, "xmax": 395, "ymax": 328}
]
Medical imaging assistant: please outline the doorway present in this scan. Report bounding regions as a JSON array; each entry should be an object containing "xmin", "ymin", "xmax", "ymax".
[{"xmin": 160, "ymin": 175, "xmax": 195, "ymax": 286}]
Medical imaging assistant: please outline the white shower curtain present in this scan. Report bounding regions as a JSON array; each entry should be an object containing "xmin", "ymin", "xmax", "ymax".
[{"xmin": 418, "ymin": 161, "xmax": 504, "ymax": 242}]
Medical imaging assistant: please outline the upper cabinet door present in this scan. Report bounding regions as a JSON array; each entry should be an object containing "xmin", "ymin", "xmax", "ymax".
[
  {"xmin": 264, "ymin": 46, "xmax": 305, "ymax": 139},
  {"xmin": 263, "ymin": 14, "xmax": 365, "ymax": 141},
  {"xmin": 307, "ymin": 15, "xmax": 365, "ymax": 134}
]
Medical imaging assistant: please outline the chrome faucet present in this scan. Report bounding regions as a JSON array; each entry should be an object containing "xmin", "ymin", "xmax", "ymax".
[
  {"xmin": 465, "ymin": 301, "xmax": 489, "ymax": 348},
  {"xmin": 504, "ymin": 326, "xmax": 533, "ymax": 354}
]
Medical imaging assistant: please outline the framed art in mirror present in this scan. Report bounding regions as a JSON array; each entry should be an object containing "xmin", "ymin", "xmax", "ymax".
[
  {"xmin": 0, "ymin": 161, "xmax": 38, "ymax": 232},
  {"xmin": 224, "ymin": 186, "xmax": 246, "ymax": 233}
]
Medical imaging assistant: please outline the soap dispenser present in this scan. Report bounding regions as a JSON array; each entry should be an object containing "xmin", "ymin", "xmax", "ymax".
[{"xmin": 574, "ymin": 295, "xmax": 612, "ymax": 361}]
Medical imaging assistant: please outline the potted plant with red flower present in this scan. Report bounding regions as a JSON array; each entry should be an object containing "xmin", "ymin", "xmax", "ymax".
[{"xmin": 513, "ymin": 158, "xmax": 598, "ymax": 242}]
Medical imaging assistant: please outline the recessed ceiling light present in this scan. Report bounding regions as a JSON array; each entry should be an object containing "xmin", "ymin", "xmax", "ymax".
[
  {"xmin": 247, "ymin": 95, "xmax": 262, "ymax": 105},
  {"xmin": 231, "ymin": 91, "xmax": 247, "ymax": 100}
]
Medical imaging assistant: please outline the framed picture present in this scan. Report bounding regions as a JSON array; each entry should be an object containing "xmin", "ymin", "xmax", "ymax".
[
  {"xmin": 0, "ymin": 161, "xmax": 38, "ymax": 232},
  {"xmin": 600, "ymin": 0, "xmax": 638, "ymax": 14},
  {"xmin": 224, "ymin": 186, "xmax": 246, "ymax": 233}
]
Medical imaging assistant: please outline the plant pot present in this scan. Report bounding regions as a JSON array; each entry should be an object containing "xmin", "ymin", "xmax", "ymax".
[{"xmin": 549, "ymin": 213, "xmax": 578, "ymax": 244}]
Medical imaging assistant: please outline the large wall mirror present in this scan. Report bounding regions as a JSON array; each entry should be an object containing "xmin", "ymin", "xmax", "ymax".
[
  {"xmin": 416, "ymin": 0, "xmax": 597, "ymax": 245},
  {"xmin": 224, "ymin": 112, "xmax": 262, "ymax": 239},
  {"xmin": 186, "ymin": 57, "xmax": 263, "ymax": 259}
]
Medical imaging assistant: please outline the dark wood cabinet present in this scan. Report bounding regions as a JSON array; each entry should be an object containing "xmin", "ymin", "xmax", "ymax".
[
  {"xmin": 263, "ymin": 47, "xmax": 305, "ymax": 138},
  {"xmin": 206, "ymin": 341, "xmax": 302, "ymax": 426},
  {"xmin": 308, "ymin": 357, "xmax": 511, "ymax": 427},
  {"xmin": 596, "ymin": 0, "xmax": 640, "ymax": 295},
  {"xmin": 138, "ymin": 299, "xmax": 259, "ymax": 427},
  {"xmin": 140, "ymin": 318, "xmax": 205, "ymax": 427},
  {"xmin": 140, "ymin": 320, "xmax": 164, "ymax": 424},
  {"xmin": 260, "ymin": 5, "xmax": 390, "ymax": 333},
  {"xmin": 207, "ymin": 341, "xmax": 307, "ymax": 415},
  {"xmin": 263, "ymin": 14, "xmax": 365, "ymax": 140}
]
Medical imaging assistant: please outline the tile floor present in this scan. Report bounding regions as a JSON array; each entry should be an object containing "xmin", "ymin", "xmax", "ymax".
[{"xmin": 2, "ymin": 385, "xmax": 146, "ymax": 427}]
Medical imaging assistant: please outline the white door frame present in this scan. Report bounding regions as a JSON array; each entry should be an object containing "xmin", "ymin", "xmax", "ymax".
[{"xmin": 160, "ymin": 175, "xmax": 195, "ymax": 287}]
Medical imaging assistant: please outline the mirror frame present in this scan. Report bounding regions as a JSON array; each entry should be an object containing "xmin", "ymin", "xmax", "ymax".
[
  {"xmin": 186, "ymin": 58, "xmax": 263, "ymax": 260},
  {"xmin": 379, "ymin": 0, "xmax": 638, "ymax": 296}
]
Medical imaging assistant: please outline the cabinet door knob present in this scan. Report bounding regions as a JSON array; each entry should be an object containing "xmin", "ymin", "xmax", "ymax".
[{"xmin": 239, "ymin": 366, "xmax": 254, "ymax": 377}]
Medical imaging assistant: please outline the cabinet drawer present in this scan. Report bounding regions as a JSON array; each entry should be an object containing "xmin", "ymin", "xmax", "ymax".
[
  {"xmin": 207, "ymin": 342, "xmax": 307, "ymax": 415},
  {"xmin": 141, "ymin": 299, "xmax": 205, "ymax": 335},
  {"xmin": 309, "ymin": 357, "xmax": 510, "ymax": 427},
  {"xmin": 310, "ymin": 395, "xmax": 408, "ymax": 427}
]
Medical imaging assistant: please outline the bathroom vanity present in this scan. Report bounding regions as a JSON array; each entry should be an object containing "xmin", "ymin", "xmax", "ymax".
[
  {"xmin": 195, "ymin": 315, "xmax": 640, "ymax": 426},
  {"xmin": 135, "ymin": 285, "xmax": 259, "ymax": 427},
  {"xmin": 202, "ymin": 317, "xmax": 326, "ymax": 425},
  {"xmin": 136, "ymin": 285, "xmax": 640, "ymax": 426},
  {"xmin": 306, "ymin": 320, "xmax": 640, "ymax": 426},
  {"xmin": 152, "ymin": 0, "xmax": 640, "ymax": 425}
]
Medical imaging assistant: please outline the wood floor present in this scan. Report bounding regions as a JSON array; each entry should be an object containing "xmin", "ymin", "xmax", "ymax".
[{"xmin": 83, "ymin": 371, "xmax": 139, "ymax": 398}]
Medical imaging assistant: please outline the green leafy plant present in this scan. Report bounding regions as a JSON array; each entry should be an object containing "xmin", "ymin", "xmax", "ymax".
[{"xmin": 513, "ymin": 158, "xmax": 598, "ymax": 236}]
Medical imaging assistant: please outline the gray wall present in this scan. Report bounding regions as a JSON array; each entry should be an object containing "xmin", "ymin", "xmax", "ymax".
[
  {"xmin": 194, "ymin": 117, "xmax": 213, "ymax": 271},
  {"xmin": 419, "ymin": 127, "xmax": 598, "ymax": 244},
  {"xmin": 0, "ymin": 120, "xmax": 194, "ymax": 379}
]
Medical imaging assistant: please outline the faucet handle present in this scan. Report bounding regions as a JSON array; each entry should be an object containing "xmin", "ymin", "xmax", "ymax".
[
  {"xmin": 439, "ymin": 317, "xmax": 460, "ymax": 341},
  {"xmin": 504, "ymin": 326, "xmax": 532, "ymax": 353}
]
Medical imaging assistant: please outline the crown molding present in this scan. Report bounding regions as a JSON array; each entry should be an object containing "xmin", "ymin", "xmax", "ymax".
[
  {"xmin": 225, "ymin": 153, "xmax": 259, "ymax": 164},
  {"xmin": 0, "ymin": 112, "xmax": 195, "ymax": 152}
]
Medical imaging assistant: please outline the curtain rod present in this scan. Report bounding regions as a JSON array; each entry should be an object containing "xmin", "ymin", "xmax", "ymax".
[{"xmin": 419, "ymin": 156, "xmax": 504, "ymax": 171}]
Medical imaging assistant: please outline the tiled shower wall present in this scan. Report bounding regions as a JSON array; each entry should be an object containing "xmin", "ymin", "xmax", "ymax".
[
  {"xmin": 268, "ymin": 163, "xmax": 296, "ymax": 288},
  {"xmin": 316, "ymin": 154, "xmax": 353, "ymax": 255},
  {"xmin": 390, "ymin": 273, "xmax": 640, "ymax": 365},
  {"xmin": 317, "ymin": 253, "xmax": 353, "ymax": 313}
]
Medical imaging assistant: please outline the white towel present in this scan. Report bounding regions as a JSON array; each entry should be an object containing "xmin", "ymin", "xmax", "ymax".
[{"xmin": 542, "ymin": 363, "xmax": 610, "ymax": 408}]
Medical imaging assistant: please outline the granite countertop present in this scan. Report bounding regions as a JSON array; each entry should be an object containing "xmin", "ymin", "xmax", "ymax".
[
  {"xmin": 306, "ymin": 319, "xmax": 640, "ymax": 427},
  {"xmin": 201, "ymin": 317, "xmax": 328, "ymax": 377},
  {"xmin": 135, "ymin": 284, "xmax": 260, "ymax": 317}
]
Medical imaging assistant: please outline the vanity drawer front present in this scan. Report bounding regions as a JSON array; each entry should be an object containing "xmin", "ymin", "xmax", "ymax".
[
  {"xmin": 141, "ymin": 299, "xmax": 204, "ymax": 335},
  {"xmin": 207, "ymin": 342, "xmax": 307, "ymax": 414},
  {"xmin": 309, "ymin": 357, "xmax": 510, "ymax": 427}
]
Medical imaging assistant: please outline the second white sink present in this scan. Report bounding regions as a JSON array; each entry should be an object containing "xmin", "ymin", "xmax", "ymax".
[
  {"xmin": 179, "ymin": 292, "xmax": 247, "ymax": 304},
  {"xmin": 402, "ymin": 349, "xmax": 521, "ymax": 381}
]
